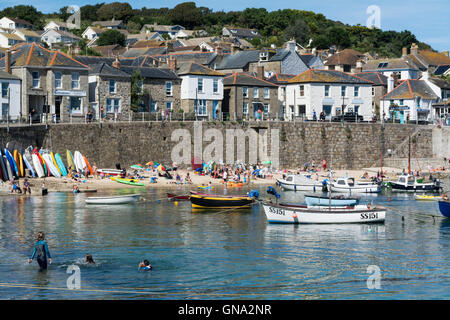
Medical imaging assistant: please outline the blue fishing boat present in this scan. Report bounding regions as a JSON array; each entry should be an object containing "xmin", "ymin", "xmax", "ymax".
[
  {"xmin": 438, "ymin": 200, "xmax": 450, "ymax": 218},
  {"xmin": 305, "ymin": 194, "xmax": 360, "ymax": 207}
]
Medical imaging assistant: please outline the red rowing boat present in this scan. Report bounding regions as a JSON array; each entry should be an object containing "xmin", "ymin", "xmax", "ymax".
[{"xmin": 167, "ymin": 192, "xmax": 190, "ymax": 200}]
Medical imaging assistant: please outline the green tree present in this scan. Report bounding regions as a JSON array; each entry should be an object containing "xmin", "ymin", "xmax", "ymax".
[
  {"xmin": 130, "ymin": 69, "xmax": 146, "ymax": 112},
  {"xmin": 284, "ymin": 17, "xmax": 311, "ymax": 45},
  {"xmin": 167, "ymin": 2, "xmax": 202, "ymax": 29},
  {"xmin": 0, "ymin": 5, "xmax": 44, "ymax": 28},
  {"xmin": 96, "ymin": 29, "xmax": 126, "ymax": 47},
  {"xmin": 327, "ymin": 27, "xmax": 351, "ymax": 49},
  {"xmin": 96, "ymin": 2, "xmax": 133, "ymax": 22}
]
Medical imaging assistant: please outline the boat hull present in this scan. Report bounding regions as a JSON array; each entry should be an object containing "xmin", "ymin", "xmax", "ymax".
[
  {"xmin": 389, "ymin": 182, "xmax": 441, "ymax": 192},
  {"xmin": 190, "ymin": 195, "xmax": 254, "ymax": 208},
  {"xmin": 438, "ymin": 200, "xmax": 450, "ymax": 218},
  {"xmin": 262, "ymin": 203, "xmax": 386, "ymax": 224},
  {"xmin": 329, "ymin": 185, "xmax": 380, "ymax": 193},
  {"xmin": 167, "ymin": 193, "xmax": 190, "ymax": 200},
  {"xmin": 305, "ymin": 195, "xmax": 359, "ymax": 206},
  {"xmin": 277, "ymin": 179, "xmax": 323, "ymax": 192},
  {"xmin": 85, "ymin": 194, "xmax": 140, "ymax": 205}
]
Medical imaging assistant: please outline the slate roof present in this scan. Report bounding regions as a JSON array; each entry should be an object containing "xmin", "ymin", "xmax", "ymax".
[
  {"xmin": 75, "ymin": 55, "xmax": 158, "ymax": 68},
  {"xmin": 215, "ymin": 50, "xmax": 259, "ymax": 69},
  {"xmin": 434, "ymin": 65, "xmax": 450, "ymax": 76},
  {"xmin": 0, "ymin": 69, "xmax": 20, "ymax": 80},
  {"xmin": 413, "ymin": 50, "xmax": 450, "ymax": 67},
  {"xmin": 89, "ymin": 62, "xmax": 131, "ymax": 78},
  {"xmin": 428, "ymin": 77, "xmax": 450, "ymax": 90},
  {"xmin": 120, "ymin": 66, "xmax": 179, "ymax": 80},
  {"xmin": 266, "ymin": 73, "xmax": 296, "ymax": 84},
  {"xmin": 14, "ymin": 28, "xmax": 41, "ymax": 38},
  {"xmin": 121, "ymin": 47, "xmax": 169, "ymax": 58},
  {"xmin": 9, "ymin": 18, "xmax": 33, "ymax": 26},
  {"xmin": 354, "ymin": 72, "xmax": 387, "ymax": 86},
  {"xmin": 43, "ymin": 29, "xmax": 81, "ymax": 40},
  {"xmin": 363, "ymin": 58, "xmax": 419, "ymax": 71},
  {"xmin": 288, "ymin": 69, "xmax": 373, "ymax": 84},
  {"xmin": 224, "ymin": 27, "xmax": 261, "ymax": 38},
  {"xmin": 0, "ymin": 43, "xmax": 88, "ymax": 69},
  {"xmin": 0, "ymin": 32, "xmax": 24, "ymax": 41},
  {"xmin": 382, "ymin": 80, "xmax": 438, "ymax": 100},
  {"xmin": 151, "ymin": 51, "xmax": 218, "ymax": 66},
  {"xmin": 223, "ymin": 72, "xmax": 278, "ymax": 87},
  {"xmin": 177, "ymin": 62, "xmax": 224, "ymax": 76},
  {"xmin": 92, "ymin": 20, "xmax": 123, "ymax": 28}
]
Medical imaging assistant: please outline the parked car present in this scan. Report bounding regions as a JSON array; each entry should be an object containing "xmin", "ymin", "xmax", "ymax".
[{"xmin": 331, "ymin": 112, "xmax": 364, "ymax": 122}]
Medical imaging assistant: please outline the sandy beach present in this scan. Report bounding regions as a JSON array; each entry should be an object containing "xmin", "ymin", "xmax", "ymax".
[{"xmin": 2, "ymin": 165, "xmax": 442, "ymax": 195}]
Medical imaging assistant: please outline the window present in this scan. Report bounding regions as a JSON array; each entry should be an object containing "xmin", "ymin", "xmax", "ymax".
[
  {"xmin": 151, "ymin": 101, "xmax": 157, "ymax": 112},
  {"xmin": 354, "ymin": 86, "xmax": 359, "ymax": 97},
  {"xmin": 264, "ymin": 87, "xmax": 270, "ymax": 99},
  {"xmin": 372, "ymin": 87, "xmax": 375, "ymax": 96},
  {"xmin": 106, "ymin": 98, "xmax": 120, "ymax": 113},
  {"xmin": 109, "ymin": 80, "xmax": 116, "ymax": 93},
  {"xmin": 264, "ymin": 103, "xmax": 270, "ymax": 116},
  {"xmin": 341, "ymin": 86, "xmax": 346, "ymax": 97},
  {"xmin": 1, "ymin": 83, "xmax": 8, "ymax": 98},
  {"xmin": 54, "ymin": 72, "xmax": 62, "ymax": 88},
  {"xmin": 197, "ymin": 78, "xmax": 203, "ymax": 93},
  {"xmin": 253, "ymin": 87, "xmax": 259, "ymax": 98},
  {"xmin": 399, "ymin": 99, "xmax": 404, "ymax": 105},
  {"xmin": 213, "ymin": 79, "xmax": 218, "ymax": 93},
  {"xmin": 194, "ymin": 99, "xmax": 207, "ymax": 116},
  {"xmin": 298, "ymin": 105, "xmax": 306, "ymax": 116},
  {"xmin": 32, "ymin": 71, "xmax": 40, "ymax": 88},
  {"xmin": 243, "ymin": 87, "xmax": 248, "ymax": 98},
  {"xmin": 299, "ymin": 85, "xmax": 305, "ymax": 96},
  {"xmin": 1, "ymin": 103, "xmax": 8, "ymax": 118},
  {"xmin": 70, "ymin": 97, "xmax": 82, "ymax": 113},
  {"xmin": 166, "ymin": 101, "xmax": 172, "ymax": 110},
  {"xmin": 243, "ymin": 102, "xmax": 248, "ymax": 115},
  {"xmin": 71, "ymin": 73, "xmax": 80, "ymax": 89},
  {"xmin": 166, "ymin": 81, "xmax": 172, "ymax": 96},
  {"xmin": 324, "ymin": 85, "xmax": 330, "ymax": 97}
]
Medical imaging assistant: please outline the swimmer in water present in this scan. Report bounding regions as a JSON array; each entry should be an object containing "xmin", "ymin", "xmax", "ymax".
[
  {"xmin": 85, "ymin": 254, "xmax": 95, "ymax": 264},
  {"xmin": 28, "ymin": 232, "xmax": 52, "ymax": 270},
  {"xmin": 138, "ymin": 259, "xmax": 152, "ymax": 271}
]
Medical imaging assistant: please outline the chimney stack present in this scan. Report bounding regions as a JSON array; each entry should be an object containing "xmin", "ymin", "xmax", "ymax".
[
  {"xmin": 215, "ymin": 46, "xmax": 223, "ymax": 56},
  {"xmin": 402, "ymin": 47, "xmax": 408, "ymax": 57},
  {"xmin": 5, "ymin": 50, "xmax": 11, "ymax": 74},
  {"xmin": 256, "ymin": 65, "xmax": 264, "ymax": 79},
  {"xmin": 112, "ymin": 55, "xmax": 120, "ymax": 69},
  {"xmin": 355, "ymin": 59, "xmax": 363, "ymax": 73},
  {"xmin": 410, "ymin": 43, "xmax": 419, "ymax": 56},
  {"xmin": 169, "ymin": 56, "xmax": 177, "ymax": 71},
  {"xmin": 388, "ymin": 73, "xmax": 395, "ymax": 92}
]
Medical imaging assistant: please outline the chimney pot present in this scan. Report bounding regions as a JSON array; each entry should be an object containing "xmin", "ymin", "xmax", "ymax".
[
  {"xmin": 256, "ymin": 65, "xmax": 264, "ymax": 79},
  {"xmin": 169, "ymin": 57, "xmax": 177, "ymax": 71},
  {"xmin": 112, "ymin": 55, "xmax": 120, "ymax": 69}
]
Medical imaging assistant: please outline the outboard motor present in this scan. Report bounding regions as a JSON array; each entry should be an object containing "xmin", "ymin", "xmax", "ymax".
[
  {"xmin": 322, "ymin": 179, "xmax": 328, "ymax": 192},
  {"xmin": 267, "ymin": 186, "xmax": 280, "ymax": 202},
  {"xmin": 248, "ymin": 190, "xmax": 259, "ymax": 199}
]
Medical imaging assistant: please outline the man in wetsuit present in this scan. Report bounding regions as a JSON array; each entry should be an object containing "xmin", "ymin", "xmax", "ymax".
[{"xmin": 28, "ymin": 232, "xmax": 52, "ymax": 270}]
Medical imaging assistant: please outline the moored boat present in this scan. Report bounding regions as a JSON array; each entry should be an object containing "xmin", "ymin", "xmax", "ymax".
[
  {"xmin": 438, "ymin": 199, "xmax": 450, "ymax": 218},
  {"xmin": 190, "ymin": 194, "xmax": 255, "ymax": 208},
  {"xmin": 388, "ymin": 174, "xmax": 441, "ymax": 193},
  {"xmin": 167, "ymin": 193, "xmax": 190, "ymax": 200},
  {"xmin": 414, "ymin": 194, "xmax": 442, "ymax": 201},
  {"xmin": 276, "ymin": 174, "xmax": 324, "ymax": 192},
  {"xmin": 111, "ymin": 177, "xmax": 145, "ymax": 186},
  {"xmin": 98, "ymin": 168, "xmax": 122, "ymax": 176},
  {"xmin": 305, "ymin": 194, "xmax": 360, "ymax": 206},
  {"xmin": 262, "ymin": 202, "xmax": 386, "ymax": 224},
  {"xmin": 328, "ymin": 177, "xmax": 381, "ymax": 193},
  {"xmin": 85, "ymin": 194, "xmax": 141, "ymax": 205}
]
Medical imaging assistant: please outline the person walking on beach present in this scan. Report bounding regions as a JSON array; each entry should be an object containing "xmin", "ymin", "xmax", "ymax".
[
  {"xmin": 92, "ymin": 162, "xmax": 98, "ymax": 179},
  {"xmin": 322, "ymin": 159, "xmax": 327, "ymax": 171},
  {"xmin": 28, "ymin": 232, "xmax": 52, "ymax": 270}
]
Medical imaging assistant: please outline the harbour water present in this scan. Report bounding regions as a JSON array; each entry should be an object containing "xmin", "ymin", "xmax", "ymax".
[{"xmin": 0, "ymin": 180, "xmax": 449, "ymax": 300}]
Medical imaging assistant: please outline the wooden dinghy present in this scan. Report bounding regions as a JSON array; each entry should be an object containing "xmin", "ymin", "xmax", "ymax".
[{"xmin": 85, "ymin": 194, "xmax": 140, "ymax": 205}]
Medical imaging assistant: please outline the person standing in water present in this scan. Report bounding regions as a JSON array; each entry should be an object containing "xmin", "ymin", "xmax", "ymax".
[{"xmin": 28, "ymin": 232, "xmax": 52, "ymax": 270}]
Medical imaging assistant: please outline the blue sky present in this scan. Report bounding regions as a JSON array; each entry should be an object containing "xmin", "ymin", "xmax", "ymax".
[{"xmin": 1, "ymin": 0, "xmax": 448, "ymax": 51}]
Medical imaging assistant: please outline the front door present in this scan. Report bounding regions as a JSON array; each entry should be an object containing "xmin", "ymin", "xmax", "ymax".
[{"xmin": 55, "ymin": 96, "xmax": 61, "ymax": 122}]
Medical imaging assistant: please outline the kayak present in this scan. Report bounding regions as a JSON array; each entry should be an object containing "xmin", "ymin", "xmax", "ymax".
[
  {"xmin": 111, "ymin": 177, "xmax": 145, "ymax": 186},
  {"xmin": 198, "ymin": 185, "xmax": 214, "ymax": 189},
  {"xmin": 414, "ymin": 195, "xmax": 442, "ymax": 201}
]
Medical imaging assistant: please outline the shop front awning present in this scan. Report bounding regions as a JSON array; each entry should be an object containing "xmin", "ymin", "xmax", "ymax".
[{"xmin": 54, "ymin": 90, "xmax": 86, "ymax": 97}]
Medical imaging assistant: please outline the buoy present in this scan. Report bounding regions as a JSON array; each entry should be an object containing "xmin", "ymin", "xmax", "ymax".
[
  {"xmin": 292, "ymin": 214, "xmax": 297, "ymax": 219},
  {"xmin": 174, "ymin": 201, "xmax": 178, "ymax": 206}
]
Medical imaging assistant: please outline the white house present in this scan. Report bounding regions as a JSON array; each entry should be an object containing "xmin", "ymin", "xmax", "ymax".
[
  {"xmin": 363, "ymin": 58, "xmax": 420, "ymax": 81},
  {"xmin": 41, "ymin": 29, "xmax": 81, "ymax": 48},
  {"xmin": 140, "ymin": 23, "xmax": 185, "ymax": 39},
  {"xmin": 13, "ymin": 29, "xmax": 40, "ymax": 43},
  {"xmin": 380, "ymin": 79, "xmax": 438, "ymax": 123},
  {"xmin": 0, "ymin": 70, "xmax": 21, "ymax": 121},
  {"xmin": 175, "ymin": 29, "xmax": 208, "ymax": 39},
  {"xmin": 285, "ymin": 69, "xmax": 374, "ymax": 121},
  {"xmin": 177, "ymin": 61, "xmax": 224, "ymax": 118},
  {"xmin": 0, "ymin": 17, "xmax": 33, "ymax": 30},
  {"xmin": 44, "ymin": 21, "xmax": 69, "ymax": 32},
  {"xmin": 82, "ymin": 26, "xmax": 104, "ymax": 41},
  {"xmin": 0, "ymin": 32, "xmax": 24, "ymax": 48}
]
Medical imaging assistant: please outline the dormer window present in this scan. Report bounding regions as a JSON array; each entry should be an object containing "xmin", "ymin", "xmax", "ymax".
[
  {"xmin": 259, "ymin": 52, "xmax": 268, "ymax": 61},
  {"xmin": 378, "ymin": 62, "xmax": 388, "ymax": 68}
]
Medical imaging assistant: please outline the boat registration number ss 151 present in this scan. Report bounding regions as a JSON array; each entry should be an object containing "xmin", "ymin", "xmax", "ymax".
[
  {"xmin": 268, "ymin": 207, "xmax": 285, "ymax": 215},
  {"xmin": 360, "ymin": 212, "xmax": 378, "ymax": 220}
]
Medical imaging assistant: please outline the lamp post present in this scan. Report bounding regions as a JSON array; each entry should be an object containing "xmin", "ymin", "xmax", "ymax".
[{"xmin": 7, "ymin": 86, "xmax": 10, "ymax": 133}]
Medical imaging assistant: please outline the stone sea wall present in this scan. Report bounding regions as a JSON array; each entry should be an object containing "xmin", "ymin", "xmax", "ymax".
[{"xmin": 0, "ymin": 121, "xmax": 439, "ymax": 170}]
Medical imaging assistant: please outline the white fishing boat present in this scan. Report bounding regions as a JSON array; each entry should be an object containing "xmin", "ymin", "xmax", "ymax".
[
  {"xmin": 262, "ymin": 202, "xmax": 386, "ymax": 224},
  {"xmin": 276, "ymin": 174, "xmax": 325, "ymax": 192},
  {"xmin": 328, "ymin": 177, "xmax": 381, "ymax": 194},
  {"xmin": 97, "ymin": 168, "xmax": 123, "ymax": 176},
  {"xmin": 85, "ymin": 194, "xmax": 141, "ymax": 205}
]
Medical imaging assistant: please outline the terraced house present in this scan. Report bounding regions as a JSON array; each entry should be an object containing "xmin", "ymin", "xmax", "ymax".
[{"xmin": 0, "ymin": 42, "xmax": 89, "ymax": 122}]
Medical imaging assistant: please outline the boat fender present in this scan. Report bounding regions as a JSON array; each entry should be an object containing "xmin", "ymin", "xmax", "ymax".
[
  {"xmin": 292, "ymin": 214, "xmax": 297, "ymax": 219},
  {"xmin": 313, "ymin": 185, "xmax": 315, "ymax": 192},
  {"xmin": 267, "ymin": 186, "xmax": 280, "ymax": 198},
  {"xmin": 295, "ymin": 184, "xmax": 297, "ymax": 191}
]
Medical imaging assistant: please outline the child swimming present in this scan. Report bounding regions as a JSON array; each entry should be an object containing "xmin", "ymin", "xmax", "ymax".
[{"xmin": 138, "ymin": 259, "xmax": 152, "ymax": 271}]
